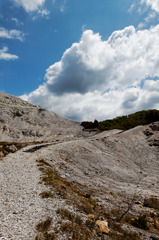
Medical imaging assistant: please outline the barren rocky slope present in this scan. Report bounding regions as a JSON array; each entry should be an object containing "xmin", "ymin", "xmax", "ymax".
[
  {"xmin": 0, "ymin": 93, "xmax": 159, "ymax": 240},
  {"xmin": 0, "ymin": 92, "xmax": 82, "ymax": 143}
]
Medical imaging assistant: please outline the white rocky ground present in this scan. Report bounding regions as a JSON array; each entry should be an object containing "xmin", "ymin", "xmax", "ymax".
[
  {"xmin": 0, "ymin": 92, "xmax": 82, "ymax": 143},
  {"xmin": 0, "ymin": 93, "xmax": 159, "ymax": 240}
]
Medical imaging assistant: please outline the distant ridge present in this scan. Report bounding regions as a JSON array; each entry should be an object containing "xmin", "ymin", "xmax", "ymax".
[{"xmin": 81, "ymin": 109, "xmax": 159, "ymax": 131}]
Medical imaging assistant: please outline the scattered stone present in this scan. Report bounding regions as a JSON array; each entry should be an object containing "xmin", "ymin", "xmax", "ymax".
[
  {"xmin": 95, "ymin": 220, "xmax": 110, "ymax": 234},
  {"xmin": 144, "ymin": 129, "xmax": 153, "ymax": 137},
  {"xmin": 13, "ymin": 211, "xmax": 18, "ymax": 214},
  {"xmin": 2, "ymin": 125, "xmax": 8, "ymax": 132},
  {"xmin": 8, "ymin": 145, "xmax": 18, "ymax": 152}
]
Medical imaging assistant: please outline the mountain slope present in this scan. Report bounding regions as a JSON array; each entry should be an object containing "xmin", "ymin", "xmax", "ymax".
[
  {"xmin": 0, "ymin": 92, "xmax": 82, "ymax": 142},
  {"xmin": 0, "ymin": 93, "xmax": 159, "ymax": 240}
]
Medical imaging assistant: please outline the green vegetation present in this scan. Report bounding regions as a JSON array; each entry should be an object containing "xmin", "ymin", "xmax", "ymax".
[{"xmin": 81, "ymin": 109, "xmax": 159, "ymax": 131}]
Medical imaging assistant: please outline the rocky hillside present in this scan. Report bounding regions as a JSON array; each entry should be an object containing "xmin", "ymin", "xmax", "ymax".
[
  {"xmin": 0, "ymin": 93, "xmax": 159, "ymax": 240},
  {"xmin": 0, "ymin": 92, "xmax": 82, "ymax": 142}
]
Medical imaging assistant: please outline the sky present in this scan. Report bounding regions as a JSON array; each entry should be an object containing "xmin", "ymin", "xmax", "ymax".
[{"xmin": 0, "ymin": 0, "xmax": 159, "ymax": 121}]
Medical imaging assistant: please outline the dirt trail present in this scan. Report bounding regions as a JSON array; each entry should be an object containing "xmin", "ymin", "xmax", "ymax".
[{"xmin": 0, "ymin": 146, "xmax": 58, "ymax": 240}]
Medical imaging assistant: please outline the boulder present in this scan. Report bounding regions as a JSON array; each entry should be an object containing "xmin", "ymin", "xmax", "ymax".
[
  {"xmin": 8, "ymin": 145, "xmax": 18, "ymax": 152},
  {"xmin": 95, "ymin": 219, "xmax": 110, "ymax": 234}
]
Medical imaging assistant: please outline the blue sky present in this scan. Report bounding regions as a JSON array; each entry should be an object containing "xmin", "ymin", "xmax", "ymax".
[{"xmin": 1, "ymin": 0, "xmax": 159, "ymax": 121}]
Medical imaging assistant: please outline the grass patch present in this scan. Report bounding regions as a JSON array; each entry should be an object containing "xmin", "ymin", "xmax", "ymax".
[
  {"xmin": 37, "ymin": 159, "xmax": 145, "ymax": 239},
  {"xmin": 36, "ymin": 218, "xmax": 52, "ymax": 232},
  {"xmin": 40, "ymin": 191, "xmax": 54, "ymax": 199},
  {"xmin": 38, "ymin": 163, "xmax": 98, "ymax": 216},
  {"xmin": 37, "ymin": 159, "xmax": 52, "ymax": 167},
  {"xmin": 35, "ymin": 232, "xmax": 55, "ymax": 240},
  {"xmin": 56, "ymin": 208, "xmax": 95, "ymax": 240},
  {"xmin": 35, "ymin": 218, "xmax": 55, "ymax": 240}
]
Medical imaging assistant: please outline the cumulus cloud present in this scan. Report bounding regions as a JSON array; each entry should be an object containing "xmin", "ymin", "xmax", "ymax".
[
  {"xmin": 21, "ymin": 81, "xmax": 159, "ymax": 121},
  {"xmin": 0, "ymin": 47, "xmax": 18, "ymax": 60},
  {"xmin": 21, "ymin": 25, "xmax": 159, "ymax": 121},
  {"xmin": 45, "ymin": 25, "xmax": 159, "ymax": 95},
  {"xmin": 13, "ymin": 0, "xmax": 46, "ymax": 12},
  {"xmin": 0, "ymin": 27, "xmax": 25, "ymax": 41}
]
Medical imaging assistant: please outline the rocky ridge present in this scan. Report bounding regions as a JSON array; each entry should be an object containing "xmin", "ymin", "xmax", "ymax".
[{"xmin": 0, "ymin": 92, "xmax": 82, "ymax": 143}]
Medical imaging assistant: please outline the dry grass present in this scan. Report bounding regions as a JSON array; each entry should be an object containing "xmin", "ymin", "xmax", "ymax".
[
  {"xmin": 37, "ymin": 158, "xmax": 148, "ymax": 240},
  {"xmin": 35, "ymin": 218, "xmax": 55, "ymax": 240},
  {"xmin": 38, "ymin": 161, "xmax": 98, "ymax": 216},
  {"xmin": 40, "ymin": 191, "xmax": 54, "ymax": 199},
  {"xmin": 56, "ymin": 208, "xmax": 95, "ymax": 240}
]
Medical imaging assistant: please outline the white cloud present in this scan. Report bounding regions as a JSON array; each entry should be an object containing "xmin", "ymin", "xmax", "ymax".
[
  {"xmin": 11, "ymin": 18, "xmax": 24, "ymax": 26},
  {"xmin": 0, "ymin": 27, "xmax": 25, "ymax": 41},
  {"xmin": 45, "ymin": 25, "xmax": 159, "ymax": 95},
  {"xmin": 133, "ymin": 0, "xmax": 159, "ymax": 28},
  {"xmin": 38, "ymin": 9, "xmax": 50, "ymax": 16},
  {"xmin": 21, "ymin": 25, "xmax": 159, "ymax": 121},
  {"xmin": 0, "ymin": 47, "xmax": 19, "ymax": 60},
  {"xmin": 141, "ymin": 0, "xmax": 159, "ymax": 13},
  {"xmin": 21, "ymin": 81, "xmax": 159, "ymax": 121},
  {"xmin": 13, "ymin": 0, "xmax": 46, "ymax": 12},
  {"xmin": 128, "ymin": 3, "xmax": 136, "ymax": 13}
]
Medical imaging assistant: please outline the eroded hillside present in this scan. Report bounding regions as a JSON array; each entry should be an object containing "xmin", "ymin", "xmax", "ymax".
[
  {"xmin": 0, "ymin": 93, "xmax": 159, "ymax": 240},
  {"xmin": 0, "ymin": 92, "xmax": 82, "ymax": 143}
]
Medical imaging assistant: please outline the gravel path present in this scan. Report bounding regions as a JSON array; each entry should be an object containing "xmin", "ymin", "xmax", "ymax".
[{"xmin": 0, "ymin": 146, "xmax": 57, "ymax": 240}]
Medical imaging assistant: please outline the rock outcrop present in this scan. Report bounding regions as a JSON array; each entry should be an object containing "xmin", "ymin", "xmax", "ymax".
[{"xmin": 0, "ymin": 92, "xmax": 82, "ymax": 142}]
